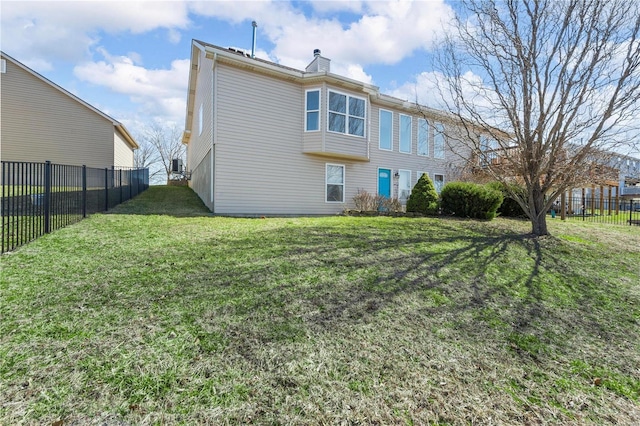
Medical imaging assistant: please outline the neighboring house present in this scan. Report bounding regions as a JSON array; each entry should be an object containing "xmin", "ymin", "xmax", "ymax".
[
  {"xmin": 182, "ymin": 40, "xmax": 468, "ymax": 215},
  {"xmin": 1, "ymin": 52, "xmax": 138, "ymax": 169},
  {"xmin": 610, "ymin": 154, "xmax": 640, "ymax": 197}
]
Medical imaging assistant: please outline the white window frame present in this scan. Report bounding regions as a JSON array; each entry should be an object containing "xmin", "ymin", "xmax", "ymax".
[
  {"xmin": 198, "ymin": 103, "xmax": 203, "ymax": 136},
  {"xmin": 417, "ymin": 171, "xmax": 427, "ymax": 181},
  {"xmin": 433, "ymin": 173, "xmax": 445, "ymax": 193},
  {"xmin": 398, "ymin": 169, "xmax": 411, "ymax": 202},
  {"xmin": 434, "ymin": 122, "xmax": 445, "ymax": 159},
  {"xmin": 417, "ymin": 118, "xmax": 429, "ymax": 157},
  {"xmin": 0, "ymin": 59, "xmax": 6, "ymax": 74},
  {"xmin": 305, "ymin": 88, "xmax": 321, "ymax": 132},
  {"xmin": 327, "ymin": 90, "xmax": 366, "ymax": 138},
  {"xmin": 379, "ymin": 109, "xmax": 393, "ymax": 151},
  {"xmin": 325, "ymin": 163, "xmax": 345, "ymax": 203},
  {"xmin": 399, "ymin": 114, "xmax": 412, "ymax": 154}
]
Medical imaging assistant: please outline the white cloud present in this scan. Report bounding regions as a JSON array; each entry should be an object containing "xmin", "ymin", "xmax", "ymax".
[
  {"xmin": 0, "ymin": 0, "xmax": 189, "ymax": 66},
  {"xmin": 188, "ymin": 0, "xmax": 454, "ymax": 81},
  {"xmin": 388, "ymin": 70, "xmax": 449, "ymax": 109},
  {"xmin": 73, "ymin": 48, "xmax": 190, "ymax": 124},
  {"xmin": 331, "ymin": 63, "xmax": 374, "ymax": 84},
  {"xmin": 307, "ymin": 1, "xmax": 365, "ymax": 14}
]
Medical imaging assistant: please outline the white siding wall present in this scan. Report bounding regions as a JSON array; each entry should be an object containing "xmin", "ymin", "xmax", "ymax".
[
  {"xmin": 187, "ymin": 51, "xmax": 215, "ymax": 207},
  {"xmin": 215, "ymin": 64, "xmax": 335, "ymax": 214},
  {"xmin": 189, "ymin": 52, "xmax": 214, "ymax": 173},
  {"xmin": 1, "ymin": 56, "xmax": 117, "ymax": 168},
  {"xmin": 113, "ymin": 131, "xmax": 134, "ymax": 168},
  {"xmin": 188, "ymin": 53, "xmax": 471, "ymax": 215}
]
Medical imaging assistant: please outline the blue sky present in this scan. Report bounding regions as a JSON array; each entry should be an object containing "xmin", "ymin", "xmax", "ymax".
[{"xmin": 1, "ymin": 0, "xmax": 455, "ymax": 140}]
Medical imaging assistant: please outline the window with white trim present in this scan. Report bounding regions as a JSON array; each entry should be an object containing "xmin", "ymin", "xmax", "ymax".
[
  {"xmin": 418, "ymin": 118, "xmax": 429, "ymax": 156},
  {"xmin": 198, "ymin": 103, "xmax": 203, "ymax": 136},
  {"xmin": 1, "ymin": 59, "xmax": 6, "ymax": 74},
  {"xmin": 399, "ymin": 114, "xmax": 412, "ymax": 153},
  {"xmin": 434, "ymin": 174, "xmax": 444, "ymax": 193},
  {"xmin": 326, "ymin": 164, "xmax": 345, "ymax": 202},
  {"xmin": 417, "ymin": 171, "xmax": 427, "ymax": 181},
  {"xmin": 434, "ymin": 123, "xmax": 445, "ymax": 159},
  {"xmin": 305, "ymin": 89, "xmax": 320, "ymax": 131},
  {"xmin": 379, "ymin": 109, "xmax": 392, "ymax": 150},
  {"xmin": 398, "ymin": 170, "xmax": 411, "ymax": 202},
  {"xmin": 328, "ymin": 91, "xmax": 365, "ymax": 137}
]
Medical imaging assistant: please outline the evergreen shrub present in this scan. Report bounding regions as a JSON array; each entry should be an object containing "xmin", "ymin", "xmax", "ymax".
[
  {"xmin": 440, "ymin": 182, "xmax": 503, "ymax": 220},
  {"xmin": 406, "ymin": 173, "xmax": 439, "ymax": 215}
]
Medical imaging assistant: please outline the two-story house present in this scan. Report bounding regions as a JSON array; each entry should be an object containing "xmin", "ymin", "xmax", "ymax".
[
  {"xmin": 1, "ymin": 52, "xmax": 138, "ymax": 169},
  {"xmin": 182, "ymin": 40, "xmax": 468, "ymax": 215}
]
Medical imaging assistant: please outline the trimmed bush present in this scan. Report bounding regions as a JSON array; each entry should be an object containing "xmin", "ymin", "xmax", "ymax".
[
  {"xmin": 406, "ymin": 173, "xmax": 439, "ymax": 215},
  {"xmin": 486, "ymin": 181, "xmax": 527, "ymax": 217},
  {"xmin": 441, "ymin": 182, "xmax": 503, "ymax": 220}
]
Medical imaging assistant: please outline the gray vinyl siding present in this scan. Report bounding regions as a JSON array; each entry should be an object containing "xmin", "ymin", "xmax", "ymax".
[
  {"xmin": 366, "ymin": 103, "xmax": 457, "ymax": 198},
  {"xmin": 0, "ymin": 55, "xmax": 131, "ymax": 168},
  {"xmin": 214, "ymin": 64, "xmax": 362, "ymax": 215},
  {"xmin": 190, "ymin": 148, "xmax": 213, "ymax": 211},
  {"xmin": 185, "ymin": 45, "xmax": 472, "ymax": 215},
  {"xmin": 210, "ymin": 64, "xmax": 460, "ymax": 215},
  {"xmin": 215, "ymin": 64, "xmax": 307, "ymax": 214}
]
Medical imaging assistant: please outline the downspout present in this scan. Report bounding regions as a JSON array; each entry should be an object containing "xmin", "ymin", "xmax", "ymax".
[{"xmin": 211, "ymin": 52, "xmax": 217, "ymax": 208}]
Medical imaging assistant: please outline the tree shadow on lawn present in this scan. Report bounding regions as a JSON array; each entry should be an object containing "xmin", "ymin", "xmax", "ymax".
[{"xmin": 168, "ymin": 218, "xmax": 637, "ymax": 367}]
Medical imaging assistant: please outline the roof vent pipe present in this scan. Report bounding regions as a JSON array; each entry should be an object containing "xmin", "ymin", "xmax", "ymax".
[
  {"xmin": 314, "ymin": 48, "xmax": 321, "ymax": 57},
  {"xmin": 251, "ymin": 21, "xmax": 258, "ymax": 59}
]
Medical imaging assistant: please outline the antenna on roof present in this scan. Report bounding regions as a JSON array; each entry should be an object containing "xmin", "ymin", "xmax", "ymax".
[{"xmin": 251, "ymin": 21, "xmax": 258, "ymax": 59}]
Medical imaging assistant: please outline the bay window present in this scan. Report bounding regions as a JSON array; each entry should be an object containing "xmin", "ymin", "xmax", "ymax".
[{"xmin": 328, "ymin": 91, "xmax": 365, "ymax": 137}]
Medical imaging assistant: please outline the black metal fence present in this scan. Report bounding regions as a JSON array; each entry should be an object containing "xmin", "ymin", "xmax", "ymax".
[
  {"xmin": 1, "ymin": 161, "xmax": 149, "ymax": 253},
  {"xmin": 560, "ymin": 196, "xmax": 640, "ymax": 226}
]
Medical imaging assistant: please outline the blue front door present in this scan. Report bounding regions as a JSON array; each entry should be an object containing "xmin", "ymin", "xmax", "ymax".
[{"xmin": 378, "ymin": 168, "xmax": 391, "ymax": 198}]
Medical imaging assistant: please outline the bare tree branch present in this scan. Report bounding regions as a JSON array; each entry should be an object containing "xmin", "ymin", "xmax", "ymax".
[{"xmin": 141, "ymin": 124, "xmax": 186, "ymax": 185}]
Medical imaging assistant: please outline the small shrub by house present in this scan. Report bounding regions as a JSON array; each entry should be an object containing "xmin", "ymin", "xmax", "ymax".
[
  {"xmin": 406, "ymin": 173, "xmax": 439, "ymax": 215},
  {"xmin": 441, "ymin": 182, "xmax": 503, "ymax": 220}
]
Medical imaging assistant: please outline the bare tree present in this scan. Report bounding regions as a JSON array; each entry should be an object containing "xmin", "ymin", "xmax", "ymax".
[
  {"xmin": 435, "ymin": 0, "xmax": 640, "ymax": 236},
  {"xmin": 141, "ymin": 124, "xmax": 186, "ymax": 184},
  {"xmin": 133, "ymin": 138, "xmax": 164, "ymax": 183}
]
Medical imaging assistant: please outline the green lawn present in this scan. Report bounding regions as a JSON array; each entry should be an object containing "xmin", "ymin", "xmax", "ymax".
[{"xmin": 1, "ymin": 186, "xmax": 639, "ymax": 425}]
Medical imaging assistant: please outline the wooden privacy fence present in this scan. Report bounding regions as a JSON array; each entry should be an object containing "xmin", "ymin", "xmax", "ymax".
[{"xmin": 1, "ymin": 161, "xmax": 149, "ymax": 253}]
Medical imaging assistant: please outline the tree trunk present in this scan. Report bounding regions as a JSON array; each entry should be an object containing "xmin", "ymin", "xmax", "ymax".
[
  {"xmin": 530, "ymin": 189, "xmax": 549, "ymax": 236},
  {"xmin": 530, "ymin": 214, "xmax": 549, "ymax": 236}
]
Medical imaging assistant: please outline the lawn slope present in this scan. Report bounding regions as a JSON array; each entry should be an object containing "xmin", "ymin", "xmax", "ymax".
[{"xmin": 1, "ymin": 186, "xmax": 639, "ymax": 425}]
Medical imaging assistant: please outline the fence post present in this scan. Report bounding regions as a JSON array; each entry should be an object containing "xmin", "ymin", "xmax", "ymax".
[
  {"xmin": 44, "ymin": 161, "xmax": 51, "ymax": 234},
  {"xmin": 630, "ymin": 200, "xmax": 633, "ymax": 226},
  {"xmin": 104, "ymin": 168, "xmax": 109, "ymax": 211},
  {"xmin": 82, "ymin": 165, "xmax": 87, "ymax": 218},
  {"xmin": 119, "ymin": 169, "xmax": 123, "ymax": 204}
]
